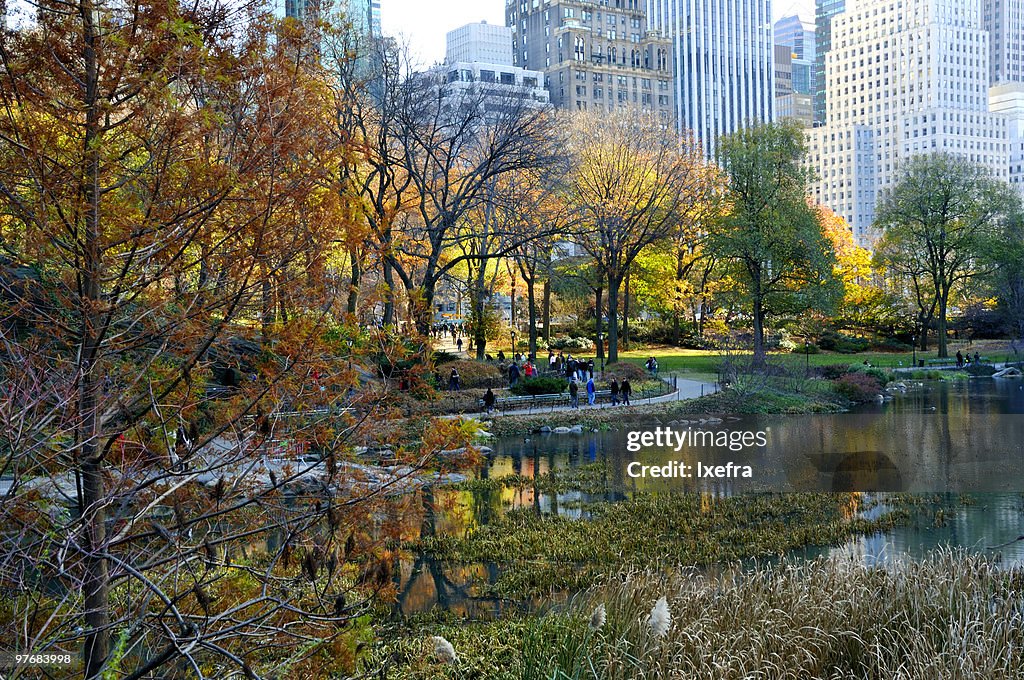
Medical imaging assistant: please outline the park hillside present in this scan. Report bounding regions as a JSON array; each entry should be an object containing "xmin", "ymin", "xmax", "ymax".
[{"xmin": 2, "ymin": 1, "xmax": 1024, "ymax": 679}]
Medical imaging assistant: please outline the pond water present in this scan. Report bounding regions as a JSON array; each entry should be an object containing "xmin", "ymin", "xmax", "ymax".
[{"xmin": 394, "ymin": 378, "xmax": 1024, "ymax": 617}]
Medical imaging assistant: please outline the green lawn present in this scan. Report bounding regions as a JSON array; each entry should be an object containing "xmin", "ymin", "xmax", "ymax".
[{"xmin": 616, "ymin": 345, "xmax": 1004, "ymax": 379}]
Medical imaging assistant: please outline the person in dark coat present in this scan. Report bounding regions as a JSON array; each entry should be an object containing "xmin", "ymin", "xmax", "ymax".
[
  {"xmin": 483, "ymin": 388, "xmax": 496, "ymax": 414},
  {"xmin": 508, "ymin": 361, "xmax": 521, "ymax": 387},
  {"xmin": 609, "ymin": 378, "xmax": 620, "ymax": 406},
  {"xmin": 621, "ymin": 379, "xmax": 632, "ymax": 406},
  {"xmin": 448, "ymin": 368, "xmax": 461, "ymax": 391},
  {"xmin": 569, "ymin": 379, "xmax": 580, "ymax": 409}
]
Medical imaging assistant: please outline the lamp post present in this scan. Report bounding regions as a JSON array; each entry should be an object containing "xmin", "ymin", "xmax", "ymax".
[
  {"xmin": 912, "ymin": 334, "xmax": 917, "ymax": 367},
  {"xmin": 598, "ymin": 332, "xmax": 604, "ymax": 374}
]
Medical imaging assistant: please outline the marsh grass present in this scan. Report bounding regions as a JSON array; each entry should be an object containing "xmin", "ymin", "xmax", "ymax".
[
  {"xmin": 371, "ymin": 551, "xmax": 1024, "ymax": 679},
  {"xmin": 543, "ymin": 551, "xmax": 1024, "ymax": 679},
  {"xmin": 417, "ymin": 492, "xmax": 912, "ymax": 598}
]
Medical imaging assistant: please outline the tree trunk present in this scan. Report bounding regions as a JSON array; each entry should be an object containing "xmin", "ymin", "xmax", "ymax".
[
  {"xmin": 607, "ymin": 277, "xmax": 621, "ymax": 363},
  {"xmin": 526, "ymin": 278, "xmax": 538, "ymax": 359},
  {"xmin": 622, "ymin": 271, "xmax": 631, "ymax": 348},
  {"xmin": 81, "ymin": 5, "xmax": 109, "ymax": 675},
  {"xmin": 474, "ymin": 264, "xmax": 487, "ymax": 360},
  {"xmin": 751, "ymin": 282, "xmax": 767, "ymax": 369},
  {"xmin": 346, "ymin": 247, "xmax": 360, "ymax": 315},
  {"xmin": 261, "ymin": 273, "xmax": 276, "ymax": 347},
  {"xmin": 918, "ymin": 310, "xmax": 931, "ymax": 352},
  {"xmin": 415, "ymin": 278, "xmax": 436, "ymax": 336},
  {"xmin": 542, "ymin": 279, "xmax": 551, "ymax": 344},
  {"xmin": 672, "ymin": 250, "xmax": 685, "ymax": 346},
  {"xmin": 382, "ymin": 260, "xmax": 395, "ymax": 325},
  {"xmin": 509, "ymin": 271, "xmax": 517, "ymax": 350},
  {"xmin": 937, "ymin": 289, "xmax": 950, "ymax": 358},
  {"xmin": 595, "ymin": 286, "xmax": 604, "ymax": 363}
]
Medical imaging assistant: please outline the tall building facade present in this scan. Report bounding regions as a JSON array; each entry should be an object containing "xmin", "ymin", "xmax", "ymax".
[
  {"xmin": 646, "ymin": 0, "xmax": 774, "ymax": 156},
  {"xmin": 441, "ymin": 22, "xmax": 551, "ymax": 120},
  {"xmin": 507, "ymin": 0, "xmax": 675, "ymax": 120},
  {"xmin": 775, "ymin": 45, "xmax": 793, "ymax": 101},
  {"xmin": 447, "ymin": 21, "xmax": 515, "ymax": 65},
  {"xmin": 990, "ymin": 83, "xmax": 1024, "ymax": 199},
  {"xmin": 985, "ymin": 0, "xmax": 1024, "ymax": 84},
  {"xmin": 775, "ymin": 15, "xmax": 815, "ymax": 95},
  {"xmin": 282, "ymin": 0, "xmax": 377, "ymax": 36},
  {"xmin": 808, "ymin": 0, "xmax": 1009, "ymax": 244},
  {"xmin": 370, "ymin": 0, "xmax": 381, "ymax": 36},
  {"xmin": 814, "ymin": 0, "xmax": 845, "ymax": 124}
]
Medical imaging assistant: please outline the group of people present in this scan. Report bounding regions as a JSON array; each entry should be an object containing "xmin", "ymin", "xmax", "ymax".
[
  {"xmin": 506, "ymin": 358, "xmax": 540, "ymax": 387},
  {"xmin": 546, "ymin": 351, "xmax": 596, "ymax": 382},
  {"xmin": 567, "ymin": 375, "xmax": 632, "ymax": 409},
  {"xmin": 955, "ymin": 350, "xmax": 982, "ymax": 369}
]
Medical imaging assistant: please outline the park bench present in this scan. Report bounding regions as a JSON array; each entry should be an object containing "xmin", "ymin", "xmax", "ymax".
[
  {"xmin": 923, "ymin": 357, "xmax": 990, "ymax": 367},
  {"xmin": 481, "ymin": 389, "xmax": 614, "ymax": 412}
]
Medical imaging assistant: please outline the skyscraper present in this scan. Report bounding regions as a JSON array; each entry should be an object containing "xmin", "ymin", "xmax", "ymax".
[
  {"xmin": 646, "ymin": 0, "xmax": 775, "ymax": 156},
  {"xmin": 370, "ymin": 0, "xmax": 381, "ymax": 36},
  {"xmin": 281, "ymin": 0, "xmax": 376, "ymax": 37},
  {"xmin": 774, "ymin": 15, "xmax": 814, "ymax": 62},
  {"xmin": 507, "ymin": 0, "xmax": 675, "ymax": 119},
  {"xmin": 985, "ymin": 0, "xmax": 1024, "ymax": 84},
  {"xmin": 808, "ymin": 0, "xmax": 1009, "ymax": 244},
  {"xmin": 440, "ymin": 22, "xmax": 550, "ymax": 121},
  {"xmin": 447, "ymin": 22, "xmax": 514, "ymax": 65},
  {"xmin": 775, "ymin": 15, "xmax": 815, "ymax": 95},
  {"xmin": 814, "ymin": 0, "xmax": 845, "ymax": 124},
  {"xmin": 990, "ymin": 84, "xmax": 1024, "ymax": 199}
]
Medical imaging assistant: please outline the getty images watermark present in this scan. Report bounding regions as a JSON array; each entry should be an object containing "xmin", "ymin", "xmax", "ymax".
[{"xmin": 625, "ymin": 426, "xmax": 768, "ymax": 479}]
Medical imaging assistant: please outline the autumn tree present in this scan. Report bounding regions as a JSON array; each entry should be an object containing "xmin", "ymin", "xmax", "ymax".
[
  {"xmin": 329, "ymin": 34, "xmax": 414, "ymax": 325},
  {"xmin": 874, "ymin": 153, "xmax": 1019, "ymax": 357},
  {"xmin": 0, "ymin": 3, "xmax": 468, "ymax": 678},
  {"xmin": 712, "ymin": 122, "xmax": 840, "ymax": 368},
  {"xmin": 388, "ymin": 75, "xmax": 557, "ymax": 334},
  {"xmin": 565, "ymin": 110, "xmax": 709, "ymax": 363},
  {"xmin": 819, "ymin": 207, "xmax": 896, "ymax": 337},
  {"xmin": 990, "ymin": 212, "xmax": 1024, "ymax": 341}
]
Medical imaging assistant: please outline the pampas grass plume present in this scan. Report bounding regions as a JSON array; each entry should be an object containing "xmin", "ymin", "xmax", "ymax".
[
  {"xmin": 589, "ymin": 603, "xmax": 606, "ymax": 631},
  {"xmin": 430, "ymin": 635, "xmax": 458, "ymax": 664},
  {"xmin": 648, "ymin": 596, "xmax": 671, "ymax": 637}
]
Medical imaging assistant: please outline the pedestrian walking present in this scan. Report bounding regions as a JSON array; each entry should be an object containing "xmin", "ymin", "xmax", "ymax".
[
  {"xmin": 508, "ymin": 361, "xmax": 521, "ymax": 387},
  {"xmin": 569, "ymin": 379, "xmax": 580, "ymax": 409},
  {"xmin": 956, "ymin": 350, "xmax": 964, "ymax": 368},
  {"xmin": 587, "ymin": 358, "xmax": 595, "ymax": 379},
  {"xmin": 609, "ymin": 378, "xmax": 620, "ymax": 406},
  {"xmin": 621, "ymin": 379, "xmax": 632, "ymax": 406},
  {"xmin": 448, "ymin": 368, "xmax": 461, "ymax": 391},
  {"xmin": 483, "ymin": 387, "xmax": 496, "ymax": 414},
  {"xmin": 586, "ymin": 376, "xmax": 596, "ymax": 406},
  {"xmin": 456, "ymin": 337, "xmax": 463, "ymax": 353}
]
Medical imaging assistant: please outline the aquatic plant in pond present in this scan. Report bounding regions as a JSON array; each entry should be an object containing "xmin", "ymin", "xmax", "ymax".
[{"xmin": 416, "ymin": 491, "xmax": 915, "ymax": 598}]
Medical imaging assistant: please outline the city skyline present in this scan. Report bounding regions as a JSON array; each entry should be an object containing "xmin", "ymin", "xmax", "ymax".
[{"xmin": 383, "ymin": 0, "xmax": 815, "ymax": 66}]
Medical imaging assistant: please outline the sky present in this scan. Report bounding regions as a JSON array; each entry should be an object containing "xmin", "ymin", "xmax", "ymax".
[{"xmin": 382, "ymin": 0, "xmax": 818, "ymax": 67}]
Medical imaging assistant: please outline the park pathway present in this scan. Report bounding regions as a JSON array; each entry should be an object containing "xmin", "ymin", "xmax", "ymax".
[{"xmin": 461, "ymin": 373, "xmax": 719, "ymax": 419}]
